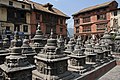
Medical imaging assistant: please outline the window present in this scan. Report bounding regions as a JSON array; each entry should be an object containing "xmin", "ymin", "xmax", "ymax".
[
  {"xmin": 22, "ymin": 4, "xmax": 25, "ymax": 8},
  {"xmin": 42, "ymin": 14, "xmax": 48, "ymax": 22},
  {"xmin": 23, "ymin": 25, "xmax": 28, "ymax": 32},
  {"xmin": 9, "ymin": 1, "xmax": 13, "ymax": 6},
  {"xmin": 60, "ymin": 27, "xmax": 63, "ymax": 32},
  {"xmin": 14, "ymin": 25, "xmax": 20, "ymax": 31},
  {"xmin": 83, "ymin": 17, "xmax": 90, "ymax": 23},
  {"xmin": 6, "ymin": 26, "xmax": 10, "ymax": 30},
  {"xmin": 14, "ymin": 12, "xmax": 17, "ymax": 18},
  {"xmin": 60, "ymin": 18, "xmax": 63, "ymax": 24},
  {"xmin": 36, "ymin": 14, "xmax": 40, "ymax": 20},
  {"xmin": 76, "ymin": 27, "xmax": 79, "ymax": 33},
  {"xmin": 113, "ymin": 19, "xmax": 118, "ymax": 27},
  {"xmin": 46, "ymin": 25, "xmax": 56, "ymax": 34},
  {"xmin": 20, "ymin": 12, "xmax": 25, "ymax": 18},
  {"xmin": 114, "ymin": 11, "xmax": 117, "ymax": 16},
  {"xmin": 97, "ymin": 24, "xmax": 106, "ymax": 31},
  {"xmin": 74, "ymin": 19, "xmax": 80, "ymax": 24},
  {"xmin": 83, "ymin": 25, "xmax": 91, "ymax": 32},
  {"xmin": 97, "ymin": 14, "xmax": 106, "ymax": 20}
]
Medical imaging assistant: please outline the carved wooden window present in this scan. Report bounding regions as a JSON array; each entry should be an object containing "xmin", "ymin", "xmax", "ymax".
[
  {"xmin": 76, "ymin": 27, "xmax": 79, "ymax": 33},
  {"xmin": 60, "ymin": 18, "xmax": 63, "ymax": 24},
  {"xmin": 9, "ymin": 1, "xmax": 13, "ymax": 6},
  {"xmin": 83, "ymin": 25, "xmax": 91, "ymax": 32},
  {"xmin": 83, "ymin": 17, "xmax": 90, "ymax": 23},
  {"xmin": 60, "ymin": 27, "xmax": 63, "ymax": 32},
  {"xmin": 20, "ymin": 12, "xmax": 25, "ymax": 19},
  {"xmin": 114, "ymin": 11, "xmax": 117, "ymax": 16},
  {"xmin": 74, "ymin": 19, "xmax": 80, "ymax": 24},
  {"xmin": 36, "ymin": 13, "xmax": 40, "ymax": 20},
  {"xmin": 22, "ymin": 4, "xmax": 25, "ymax": 8},
  {"xmin": 97, "ymin": 14, "xmax": 106, "ymax": 20},
  {"xmin": 23, "ymin": 25, "xmax": 28, "ymax": 32},
  {"xmin": 97, "ymin": 24, "xmax": 106, "ymax": 31},
  {"xmin": 6, "ymin": 26, "xmax": 10, "ymax": 30},
  {"xmin": 14, "ymin": 25, "xmax": 20, "ymax": 31}
]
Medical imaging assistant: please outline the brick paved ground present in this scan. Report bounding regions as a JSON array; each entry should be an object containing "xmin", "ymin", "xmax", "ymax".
[{"xmin": 98, "ymin": 65, "xmax": 120, "ymax": 80}]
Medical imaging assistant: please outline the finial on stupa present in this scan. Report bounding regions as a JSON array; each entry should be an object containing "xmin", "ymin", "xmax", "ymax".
[
  {"xmin": 50, "ymin": 29, "xmax": 54, "ymax": 38},
  {"xmin": 37, "ymin": 23, "xmax": 41, "ymax": 30},
  {"xmin": 14, "ymin": 30, "xmax": 19, "ymax": 40}
]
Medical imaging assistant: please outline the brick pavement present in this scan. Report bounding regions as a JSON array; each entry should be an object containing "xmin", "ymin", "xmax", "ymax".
[{"xmin": 98, "ymin": 66, "xmax": 120, "ymax": 80}]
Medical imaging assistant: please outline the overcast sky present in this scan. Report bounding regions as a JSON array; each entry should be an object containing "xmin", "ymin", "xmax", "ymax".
[{"xmin": 32, "ymin": 0, "xmax": 120, "ymax": 28}]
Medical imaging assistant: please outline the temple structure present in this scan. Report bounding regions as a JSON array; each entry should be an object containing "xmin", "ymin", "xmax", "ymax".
[
  {"xmin": 32, "ymin": 29, "xmax": 77, "ymax": 80},
  {"xmin": 84, "ymin": 40, "xmax": 96, "ymax": 68},
  {"xmin": 32, "ymin": 24, "xmax": 47, "ymax": 54},
  {"xmin": 68, "ymin": 36, "xmax": 88, "ymax": 73},
  {"xmin": 64, "ymin": 38, "xmax": 75, "ymax": 55},
  {"xmin": 94, "ymin": 42, "xmax": 104, "ymax": 65},
  {"xmin": 21, "ymin": 37, "xmax": 37, "ymax": 64}
]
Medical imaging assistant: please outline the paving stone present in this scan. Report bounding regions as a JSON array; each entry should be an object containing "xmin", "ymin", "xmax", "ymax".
[{"xmin": 98, "ymin": 66, "xmax": 120, "ymax": 80}]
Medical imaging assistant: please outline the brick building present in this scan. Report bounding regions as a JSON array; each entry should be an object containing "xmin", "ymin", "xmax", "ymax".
[
  {"xmin": 0, "ymin": 0, "xmax": 31, "ymax": 39},
  {"xmin": 72, "ymin": 1, "xmax": 118, "ymax": 40},
  {"xmin": 28, "ymin": 1, "xmax": 70, "ymax": 38}
]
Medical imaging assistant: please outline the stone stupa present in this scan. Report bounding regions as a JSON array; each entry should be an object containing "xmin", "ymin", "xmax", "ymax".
[
  {"xmin": 32, "ymin": 29, "xmax": 77, "ymax": 80},
  {"xmin": 0, "ymin": 31, "xmax": 35, "ymax": 80}
]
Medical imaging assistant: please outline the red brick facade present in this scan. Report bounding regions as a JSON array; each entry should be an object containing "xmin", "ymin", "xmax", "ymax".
[
  {"xmin": 29, "ymin": 2, "xmax": 70, "ymax": 38},
  {"xmin": 73, "ymin": 1, "xmax": 118, "ymax": 40}
]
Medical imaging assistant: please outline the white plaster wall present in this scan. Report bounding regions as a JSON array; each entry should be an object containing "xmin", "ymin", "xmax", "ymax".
[{"xmin": 110, "ymin": 10, "xmax": 120, "ymax": 28}]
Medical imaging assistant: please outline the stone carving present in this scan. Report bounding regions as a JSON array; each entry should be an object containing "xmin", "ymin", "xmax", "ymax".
[
  {"xmin": 21, "ymin": 36, "xmax": 37, "ymax": 64},
  {"xmin": 0, "ymin": 30, "xmax": 35, "ymax": 80},
  {"xmin": 32, "ymin": 29, "xmax": 77, "ymax": 80},
  {"xmin": 32, "ymin": 24, "xmax": 47, "ymax": 53}
]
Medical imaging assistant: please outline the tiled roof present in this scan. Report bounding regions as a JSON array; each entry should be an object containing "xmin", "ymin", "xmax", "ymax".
[
  {"xmin": 72, "ymin": 1, "xmax": 117, "ymax": 16},
  {"xmin": 28, "ymin": 1, "xmax": 70, "ymax": 19}
]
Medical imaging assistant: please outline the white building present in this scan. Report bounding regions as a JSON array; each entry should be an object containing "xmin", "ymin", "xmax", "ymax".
[{"xmin": 110, "ymin": 8, "xmax": 120, "ymax": 31}]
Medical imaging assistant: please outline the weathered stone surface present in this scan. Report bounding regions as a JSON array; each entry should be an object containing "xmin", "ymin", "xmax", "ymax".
[
  {"xmin": 32, "ymin": 24, "xmax": 47, "ymax": 53},
  {"xmin": 0, "ymin": 30, "xmax": 35, "ymax": 80},
  {"xmin": 32, "ymin": 29, "xmax": 78, "ymax": 80},
  {"xmin": 21, "ymin": 37, "xmax": 37, "ymax": 64}
]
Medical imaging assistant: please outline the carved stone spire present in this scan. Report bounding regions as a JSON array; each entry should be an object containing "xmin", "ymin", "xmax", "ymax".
[
  {"xmin": 3, "ymin": 36, "xmax": 10, "ymax": 49},
  {"xmin": 57, "ymin": 34, "xmax": 65, "ymax": 51},
  {"xmin": 32, "ymin": 24, "xmax": 47, "ymax": 53},
  {"xmin": 64, "ymin": 38, "xmax": 75, "ymax": 55},
  {"xmin": 94, "ymin": 43, "xmax": 104, "ymax": 65},
  {"xmin": 0, "ymin": 38, "xmax": 9, "ymax": 65},
  {"xmin": 84, "ymin": 40, "xmax": 96, "ymax": 66},
  {"xmin": 21, "ymin": 37, "xmax": 36, "ymax": 64},
  {"xmin": 10, "ymin": 30, "xmax": 22, "ymax": 48}
]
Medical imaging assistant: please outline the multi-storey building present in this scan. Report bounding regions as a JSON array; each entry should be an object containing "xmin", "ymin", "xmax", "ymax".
[
  {"xmin": 110, "ymin": 8, "xmax": 120, "ymax": 30},
  {"xmin": 72, "ymin": 1, "xmax": 118, "ymax": 40},
  {"xmin": 0, "ymin": 0, "xmax": 31, "ymax": 39},
  {"xmin": 28, "ymin": 1, "xmax": 70, "ymax": 38}
]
